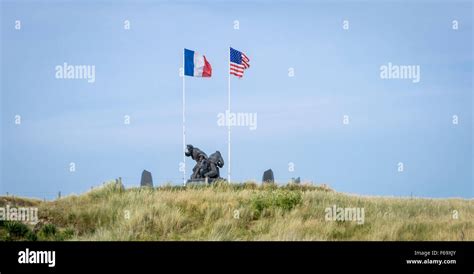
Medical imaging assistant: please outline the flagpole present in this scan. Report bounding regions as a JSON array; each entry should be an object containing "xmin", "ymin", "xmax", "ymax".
[
  {"xmin": 227, "ymin": 53, "xmax": 231, "ymax": 183},
  {"xmin": 182, "ymin": 51, "xmax": 186, "ymax": 185}
]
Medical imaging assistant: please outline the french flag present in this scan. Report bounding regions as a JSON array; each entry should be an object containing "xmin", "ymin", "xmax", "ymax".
[{"xmin": 184, "ymin": 48, "xmax": 212, "ymax": 77}]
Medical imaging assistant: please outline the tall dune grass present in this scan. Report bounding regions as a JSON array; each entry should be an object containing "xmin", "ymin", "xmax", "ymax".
[{"xmin": 1, "ymin": 181, "xmax": 472, "ymax": 241}]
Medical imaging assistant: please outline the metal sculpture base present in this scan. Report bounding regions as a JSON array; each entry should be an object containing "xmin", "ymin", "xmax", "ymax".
[{"xmin": 185, "ymin": 177, "xmax": 225, "ymax": 186}]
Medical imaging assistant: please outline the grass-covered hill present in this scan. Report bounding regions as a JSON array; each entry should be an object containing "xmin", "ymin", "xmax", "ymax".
[{"xmin": 0, "ymin": 181, "xmax": 472, "ymax": 241}]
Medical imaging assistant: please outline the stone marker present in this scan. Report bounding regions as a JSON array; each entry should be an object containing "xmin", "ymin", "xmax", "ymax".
[
  {"xmin": 262, "ymin": 169, "xmax": 274, "ymax": 183},
  {"xmin": 140, "ymin": 170, "xmax": 153, "ymax": 187}
]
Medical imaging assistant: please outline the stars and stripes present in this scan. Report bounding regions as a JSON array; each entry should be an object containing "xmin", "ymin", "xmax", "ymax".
[{"xmin": 230, "ymin": 47, "xmax": 250, "ymax": 78}]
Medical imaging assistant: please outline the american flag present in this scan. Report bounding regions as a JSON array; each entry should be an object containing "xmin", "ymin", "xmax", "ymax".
[{"xmin": 230, "ymin": 47, "xmax": 250, "ymax": 78}]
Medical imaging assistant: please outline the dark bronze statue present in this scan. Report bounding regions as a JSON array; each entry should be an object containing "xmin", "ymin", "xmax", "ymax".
[{"xmin": 185, "ymin": 144, "xmax": 224, "ymax": 183}]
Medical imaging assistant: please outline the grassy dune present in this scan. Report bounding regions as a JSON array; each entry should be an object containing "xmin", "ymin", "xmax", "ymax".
[{"xmin": 0, "ymin": 181, "xmax": 472, "ymax": 241}]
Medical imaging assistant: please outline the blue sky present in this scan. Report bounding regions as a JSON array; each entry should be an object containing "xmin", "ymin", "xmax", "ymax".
[{"xmin": 1, "ymin": 0, "xmax": 472, "ymax": 199}]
